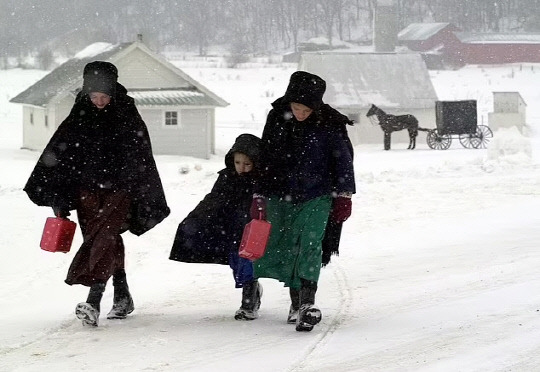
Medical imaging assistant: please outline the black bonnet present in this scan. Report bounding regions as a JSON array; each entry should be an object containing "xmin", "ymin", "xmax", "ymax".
[
  {"xmin": 282, "ymin": 71, "xmax": 326, "ymax": 110},
  {"xmin": 225, "ymin": 133, "xmax": 261, "ymax": 170},
  {"xmin": 82, "ymin": 61, "xmax": 118, "ymax": 96}
]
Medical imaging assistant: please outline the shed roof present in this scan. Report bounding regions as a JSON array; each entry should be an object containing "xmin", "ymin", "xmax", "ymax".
[
  {"xmin": 398, "ymin": 23, "xmax": 453, "ymax": 41},
  {"xmin": 10, "ymin": 43, "xmax": 127, "ymax": 107},
  {"xmin": 129, "ymin": 88, "xmax": 218, "ymax": 106},
  {"xmin": 298, "ymin": 52, "xmax": 437, "ymax": 110},
  {"xmin": 10, "ymin": 41, "xmax": 228, "ymax": 108}
]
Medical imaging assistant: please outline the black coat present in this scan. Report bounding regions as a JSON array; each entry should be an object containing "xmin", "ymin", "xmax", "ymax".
[
  {"xmin": 169, "ymin": 134, "xmax": 260, "ymax": 265},
  {"xmin": 24, "ymin": 84, "xmax": 170, "ymax": 236},
  {"xmin": 256, "ymin": 98, "xmax": 355, "ymax": 202},
  {"xmin": 256, "ymin": 97, "xmax": 356, "ymax": 265}
]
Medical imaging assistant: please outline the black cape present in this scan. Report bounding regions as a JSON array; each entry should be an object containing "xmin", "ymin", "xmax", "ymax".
[
  {"xmin": 169, "ymin": 134, "xmax": 260, "ymax": 264},
  {"xmin": 258, "ymin": 98, "xmax": 355, "ymax": 266},
  {"xmin": 24, "ymin": 84, "xmax": 170, "ymax": 235}
]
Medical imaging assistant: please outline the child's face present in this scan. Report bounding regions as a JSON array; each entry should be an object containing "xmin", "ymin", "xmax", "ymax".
[
  {"xmin": 89, "ymin": 92, "xmax": 111, "ymax": 109},
  {"xmin": 291, "ymin": 102, "xmax": 313, "ymax": 122},
  {"xmin": 233, "ymin": 153, "xmax": 253, "ymax": 175}
]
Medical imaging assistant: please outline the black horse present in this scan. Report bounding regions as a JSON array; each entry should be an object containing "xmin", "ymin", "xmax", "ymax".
[{"xmin": 366, "ymin": 104, "xmax": 429, "ymax": 150}]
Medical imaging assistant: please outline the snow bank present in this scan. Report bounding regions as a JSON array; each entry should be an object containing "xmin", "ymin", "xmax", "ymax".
[{"xmin": 486, "ymin": 126, "xmax": 533, "ymax": 164}]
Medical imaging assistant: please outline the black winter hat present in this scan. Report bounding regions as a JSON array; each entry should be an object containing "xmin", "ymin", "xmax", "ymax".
[
  {"xmin": 82, "ymin": 61, "xmax": 118, "ymax": 96},
  {"xmin": 282, "ymin": 71, "xmax": 326, "ymax": 110},
  {"xmin": 225, "ymin": 133, "xmax": 261, "ymax": 170}
]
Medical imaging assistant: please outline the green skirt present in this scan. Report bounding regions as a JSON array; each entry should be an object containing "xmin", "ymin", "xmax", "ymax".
[{"xmin": 253, "ymin": 195, "xmax": 332, "ymax": 289}]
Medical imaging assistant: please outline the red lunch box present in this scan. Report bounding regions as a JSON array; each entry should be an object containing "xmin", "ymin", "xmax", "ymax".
[
  {"xmin": 40, "ymin": 216, "xmax": 77, "ymax": 253},
  {"xmin": 239, "ymin": 218, "xmax": 271, "ymax": 261}
]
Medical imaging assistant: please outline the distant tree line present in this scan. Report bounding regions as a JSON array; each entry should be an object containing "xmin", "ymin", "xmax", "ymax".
[{"xmin": 1, "ymin": 0, "xmax": 539, "ymax": 69}]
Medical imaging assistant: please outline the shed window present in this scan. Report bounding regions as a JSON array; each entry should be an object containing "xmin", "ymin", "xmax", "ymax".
[
  {"xmin": 30, "ymin": 113, "xmax": 34, "ymax": 125},
  {"xmin": 165, "ymin": 111, "xmax": 178, "ymax": 126},
  {"xmin": 45, "ymin": 115, "xmax": 49, "ymax": 127}
]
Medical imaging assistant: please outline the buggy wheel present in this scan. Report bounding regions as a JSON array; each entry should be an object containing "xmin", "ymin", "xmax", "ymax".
[
  {"xmin": 459, "ymin": 132, "xmax": 481, "ymax": 149},
  {"xmin": 473, "ymin": 125, "xmax": 494, "ymax": 149},
  {"xmin": 427, "ymin": 130, "xmax": 451, "ymax": 150}
]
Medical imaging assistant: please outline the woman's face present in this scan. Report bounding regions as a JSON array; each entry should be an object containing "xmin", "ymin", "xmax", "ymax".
[
  {"xmin": 233, "ymin": 152, "xmax": 254, "ymax": 175},
  {"xmin": 290, "ymin": 102, "xmax": 313, "ymax": 122},
  {"xmin": 90, "ymin": 92, "xmax": 111, "ymax": 109}
]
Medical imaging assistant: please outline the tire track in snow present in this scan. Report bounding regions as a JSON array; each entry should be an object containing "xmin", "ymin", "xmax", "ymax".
[
  {"xmin": 0, "ymin": 318, "xmax": 76, "ymax": 357},
  {"xmin": 0, "ymin": 186, "xmax": 22, "ymax": 196},
  {"xmin": 286, "ymin": 262, "xmax": 353, "ymax": 372}
]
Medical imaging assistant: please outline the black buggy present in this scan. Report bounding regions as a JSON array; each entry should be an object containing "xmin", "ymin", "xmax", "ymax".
[{"xmin": 427, "ymin": 100, "xmax": 493, "ymax": 150}]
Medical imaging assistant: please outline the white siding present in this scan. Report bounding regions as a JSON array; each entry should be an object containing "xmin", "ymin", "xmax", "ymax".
[
  {"xmin": 55, "ymin": 97, "xmax": 75, "ymax": 129},
  {"xmin": 181, "ymin": 109, "xmax": 211, "ymax": 158},
  {"xmin": 116, "ymin": 49, "xmax": 190, "ymax": 89},
  {"xmin": 139, "ymin": 108, "xmax": 211, "ymax": 158},
  {"xmin": 22, "ymin": 98, "xmax": 83, "ymax": 151},
  {"xmin": 22, "ymin": 107, "xmax": 56, "ymax": 150},
  {"xmin": 489, "ymin": 92, "xmax": 526, "ymax": 132},
  {"xmin": 488, "ymin": 112, "xmax": 525, "ymax": 132},
  {"xmin": 493, "ymin": 92, "xmax": 526, "ymax": 114}
]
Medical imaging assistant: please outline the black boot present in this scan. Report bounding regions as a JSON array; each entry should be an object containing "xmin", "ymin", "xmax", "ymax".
[
  {"xmin": 107, "ymin": 269, "xmax": 135, "ymax": 319},
  {"xmin": 75, "ymin": 282, "xmax": 106, "ymax": 327},
  {"xmin": 296, "ymin": 279, "xmax": 322, "ymax": 332},
  {"xmin": 234, "ymin": 279, "xmax": 263, "ymax": 321},
  {"xmin": 287, "ymin": 287, "xmax": 300, "ymax": 324}
]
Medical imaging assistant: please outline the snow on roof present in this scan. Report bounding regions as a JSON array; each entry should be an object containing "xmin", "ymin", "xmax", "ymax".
[
  {"xmin": 74, "ymin": 42, "xmax": 115, "ymax": 59},
  {"xmin": 10, "ymin": 41, "xmax": 227, "ymax": 108},
  {"xmin": 398, "ymin": 23, "xmax": 452, "ymax": 41},
  {"xmin": 303, "ymin": 37, "xmax": 351, "ymax": 47},
  {"xmin": 455, "ymin": 32, "xmax": 540, "ymax": 44},
  {"xmin": 299, "ymin": 52, "xmax": 437, "ymax": 109},
  {"xmin": 128, "ymin": 89, "xmax": 217, "ymax": 106},
  {"xmin": 9, "ymin": 42, "xmax": 131, "ymax": 106}
]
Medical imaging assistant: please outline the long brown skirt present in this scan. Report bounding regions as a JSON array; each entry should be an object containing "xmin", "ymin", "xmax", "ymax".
[{"xmin": 65, "ymin": 189, "xmax": 131, "ymax": 286}]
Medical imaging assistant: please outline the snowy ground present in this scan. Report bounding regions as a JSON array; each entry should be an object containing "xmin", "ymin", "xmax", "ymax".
[{"xmin": 0, "ymin": 62, "xmax": 539, "ymax": 372}]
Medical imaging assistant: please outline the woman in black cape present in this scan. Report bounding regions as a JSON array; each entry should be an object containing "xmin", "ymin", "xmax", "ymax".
[{"xmin": 24, "ymin": 61, "xmax": 170, "ymax": 326}]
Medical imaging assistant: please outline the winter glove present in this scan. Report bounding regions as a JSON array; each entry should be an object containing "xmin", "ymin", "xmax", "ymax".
[
  {"xmin": 52, "ymin": 206, "xmax": 71, "ymax": 219},
  {"xmin": 52, "ymin": 197, "xmax": 71, "ymax": 218},
  {"xmin": 330, "ymin": 195, "xmax": 352, "ymax": 223},
  {"xmin": 250, "ymin": 195, "xmax": 267, "ymax": 220}
]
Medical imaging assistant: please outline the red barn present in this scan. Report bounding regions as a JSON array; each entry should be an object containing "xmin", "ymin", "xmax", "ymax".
[
  {"xmin": 398, "ymin": 23, "xmax": 461, "ymax": 52},
  {"xmin": 399, "ymin": 23, "xmax": 540, "ymax": 68},
  {"xmin": 452, "ymin": 33, "xmax": 540, "ymax": 64},
  {"xmin": 398, "ymin": 23, "xmax": 462, "ymax": 68}
]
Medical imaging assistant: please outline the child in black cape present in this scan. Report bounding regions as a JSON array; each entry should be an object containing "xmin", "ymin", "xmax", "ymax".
[{"xmin": 169, "ymin": 133, "xmax": 263, "ymax": 320}]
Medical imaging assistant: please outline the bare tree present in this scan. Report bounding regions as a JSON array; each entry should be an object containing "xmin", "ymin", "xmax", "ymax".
[{"xmin": 1, "ymin": 0, "xmax": 540, "ymax": 66}]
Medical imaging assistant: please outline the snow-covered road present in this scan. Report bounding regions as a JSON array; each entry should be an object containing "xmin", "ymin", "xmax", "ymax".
[{"xmin": 1, "ymin": 142, "xmax": 540, "ymax": 371}]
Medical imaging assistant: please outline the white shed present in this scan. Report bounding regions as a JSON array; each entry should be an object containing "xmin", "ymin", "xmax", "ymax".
[
  {"xmin": 10, "ymin": 38, "xmax": 228, "ymax": 159},
  {"xmin": 298, "ymin": 52, "xmax": 438, "ymax": 146},
  {"xmin": 488, "ymin": 91, "xmax": 527, "ymax": 133}
]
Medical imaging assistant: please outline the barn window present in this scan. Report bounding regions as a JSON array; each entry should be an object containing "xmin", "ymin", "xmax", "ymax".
[
  {"xmin": 165, "ymin": 111, "xmax": 178, "ymax": 126},
  {"xmin": 45, "ymin": 115, "xmax": 49, "ymax": 127},
  {"xmin": 30, "ymin": 113, "xmax": 34, "ymax": 125}
]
